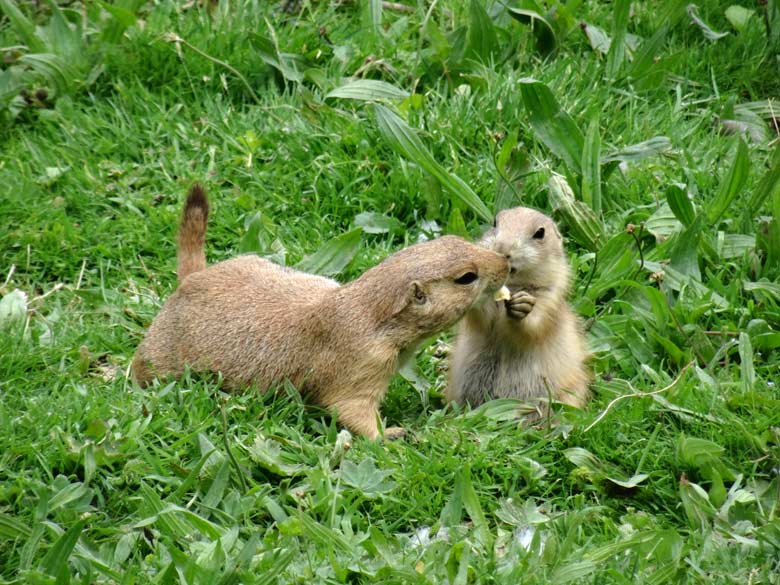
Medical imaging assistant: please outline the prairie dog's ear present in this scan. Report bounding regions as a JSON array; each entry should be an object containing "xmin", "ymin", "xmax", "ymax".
[
  {"xmin": 391, "ymin": 280, "xmax": 427, "ymax": 316},
  {"xmin": 410, "ymin": 281, "xmax": 427, "ymax": 305}
]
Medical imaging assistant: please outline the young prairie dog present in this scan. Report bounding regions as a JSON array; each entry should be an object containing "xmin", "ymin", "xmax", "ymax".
[
  {"xmin": 447, "ymin": 207, "xmax": 589, "ymax": 410},
  {"xmin": 132, "ymin": 185, "xmax": 509, "ymax": 439}
]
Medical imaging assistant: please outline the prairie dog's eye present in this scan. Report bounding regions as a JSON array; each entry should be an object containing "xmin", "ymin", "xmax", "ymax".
[
  {"xmin": 533, "ymin": 227, "xmax": 545, "ymax": 240},
  {"xmin": 454, "ymin": 272, "xmax": 479, "ymax": 285}
]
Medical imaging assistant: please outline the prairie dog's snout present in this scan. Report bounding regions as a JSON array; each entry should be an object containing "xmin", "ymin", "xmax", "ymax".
[{"xmin": 474, "ymin": 247, "xmax": 510, "ymax": 300}]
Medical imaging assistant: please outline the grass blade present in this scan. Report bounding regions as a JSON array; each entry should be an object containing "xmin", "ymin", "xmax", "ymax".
[
  {"xmin": 326, "ymin": 79, "xmax": 409, "ymax": 101},
  {"xmin": 707, "ymin": 137, "xmax": 749, "ymax": 225},
  {"xmin": 296, "ymin": 228, "xmax": 362, "ymax": 276},
  {"xmin": 581, "ymin": 115, "xmax": 602, "ymax": 216},
  {"xmin": 519, "ymin": 79, "xmax": 584, "ymax": 173},
  {"xmin": 374, "ymin": 104, "xmax": 492, "ymax": 221}
]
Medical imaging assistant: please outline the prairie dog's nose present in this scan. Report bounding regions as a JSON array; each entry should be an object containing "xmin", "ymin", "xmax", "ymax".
[{"xmin": 493, "ymin": 239, "xmax": 512, "ymax": 257}]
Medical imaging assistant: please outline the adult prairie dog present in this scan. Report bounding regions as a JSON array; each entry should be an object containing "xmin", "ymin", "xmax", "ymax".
[
  {"xmin": 447, "ymin": 207, "xmax": 589, "ymax": 409},
  {"xmin": 132, "ymin": 185, "xmax": 509, "ymax": 439}
]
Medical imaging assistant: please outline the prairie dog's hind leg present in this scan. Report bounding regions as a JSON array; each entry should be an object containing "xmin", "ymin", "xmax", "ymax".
[{"xmin": 330, "ymin": 396, "xmax": 399, "ymax": 441}]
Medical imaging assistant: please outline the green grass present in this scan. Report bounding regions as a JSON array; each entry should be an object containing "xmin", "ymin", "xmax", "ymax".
[{"xmin": 2, "ymin": 0, "xmax": 780, "ymax": 582}]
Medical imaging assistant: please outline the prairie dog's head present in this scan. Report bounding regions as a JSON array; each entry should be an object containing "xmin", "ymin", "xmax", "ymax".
[
  {"xmin": 360, "ymin": 235, "xmax": 509, "ymax": 338},
  {"xmin": 482, "ymin": 207, "xmax": 565, "ymax": 284}
]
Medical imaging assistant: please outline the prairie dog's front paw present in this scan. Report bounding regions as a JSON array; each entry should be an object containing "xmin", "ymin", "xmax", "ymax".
[{"xmin": 506, "ymin": 291, "xmax": 536, "ymax": 320}]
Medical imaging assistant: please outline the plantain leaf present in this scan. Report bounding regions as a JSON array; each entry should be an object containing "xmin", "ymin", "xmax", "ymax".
[
  {"xmin": 98, "ymin": 1, "xmax": 138, "ymax": 43},
  {"xmin": 445, "ymin": 208, "xmax": 469, "ymax": 238},
  {"xmin": 519, "ymin": 79, "xmax": 584, "ymax": 173},
  {"xmin": 738, "ymin": 331, "xmax": 755, "ymax": 392},
  {"xmin": 325, "ymin": 79, "xmax": 409, "ymax": 101},
  {"xmin": 746, "ymin": 142, "xmax": 780, "ymax": 212},
  {"xmin": 606, "ymin": 0, "xmax": 630, "ymax": 78},
  {"xmin": 707, "ymin": 137, "xmax": 749, "ymax": 225},
  {"xmin": 0, "ymin": 512, "xmax": 32, "ymax": 540},
  {"xmin": 19, "ymin": 53, "xmax": 70, "ymax": 96},
  {"xmin": 744, "ymin": 280, "xmax": 780, "ymax": 302},
  {"xmin": 548, "ymin": 174, "xmax": 604, "ymax": 251},
  {"xmin": 564, "ymin": 448, "xmax": 649, "ymax": 489},
  {"xmin": 373, "ymin": 104, "xmax": 492, "ymax": 221},
  {"xmin": 0, "ymin": 0, "xmax": 46, "ymax": 53},
  {"xmin": 666, "ymin": 184, "xmax": 695, "ymax": 227},
  {"xmin": 467, "ymin": 0, "xmax": 499, "ymax": 61},
  {"xmin": 687, "ymin": 4, "xmax": 729, "ymax": 40},
  {"xmin": 679, "ymin": 476, "xmax": 716, "ymax": 531},
  {"xmin": 442, "ymin": 465, "xmax": 492, "ymax": 550},
  {"xmin": 39, "ymin": 520, "xmax": 86, "ymax": 576},
  {"xmin": 252, "ymin": 32, "xmax": 303, "ymax": 83},
  {"xmin": 354, "ymin": 211, "xmax": 402, "ymax": 234},
  {"xmin": 581, "ymin": 115, "xmax": 602, "ymax": 216},
  {"xmin": 717, "ymin": 233, "xmax": 755, "ymax": 258},
  {"xmin": 247, "ymin": 436, "xmax": 306, "ymax": 477},
  {"xmin": 366, "ymin": 0, "xmax": 382, "ymax": 34},
  {"xmin": 550, "ymin": 561, "xmax": 598, "ymax": 584},
  {"xmin": 506, "ymin": 8, "xmax": 557, "ymax": 54},
  {"xmin": 0, "ymin": 289, "xmax": 28, "ymax": 330},
  {"xmin": 669, "ymin": 214, "xmax": 703, "ymax": 280},
  {"xmin": 582, "ymin": 22, "xmax": 611, "ymax": 54},
  {"xmin": 601, "ymin": 136, "xmax": 673, "ymax": 163},
  {"xmin": 296, "ymin": 228, "xmax": 362, "ymax": 276}
]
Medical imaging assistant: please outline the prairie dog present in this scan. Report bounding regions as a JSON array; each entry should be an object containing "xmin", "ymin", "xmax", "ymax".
[
  {"xmin": 132, "ymin": 185, "xmax": 509, "ymax": 439},
  {"xmin": 447, "ymin": 207, "xmax": 589, "ymax": 409}
]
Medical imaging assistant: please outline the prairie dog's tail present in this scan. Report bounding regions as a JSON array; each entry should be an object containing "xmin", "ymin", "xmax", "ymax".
[{"xmin": 177, "ymin": 183, "xmax": 209, "ymax": 281}]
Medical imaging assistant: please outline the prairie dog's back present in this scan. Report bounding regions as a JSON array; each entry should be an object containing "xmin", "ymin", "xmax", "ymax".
[{"xmin": 133, "ymin": 255, "xmax": 340, "ymax": 388}]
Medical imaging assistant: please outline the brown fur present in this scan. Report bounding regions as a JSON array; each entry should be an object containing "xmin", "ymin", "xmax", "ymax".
[
  {"xmin": 177, "ymin": 184, "xmax": 209, "ymax": 281},
  {"xmin": 447, "ymin": 207, "xmax": 590, "ymax": 410},
  {"xmin": 132, "ymin": 185, "xmax": 509, "ymax": 439}
]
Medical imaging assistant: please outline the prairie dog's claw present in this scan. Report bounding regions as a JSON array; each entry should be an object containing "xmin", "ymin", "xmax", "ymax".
[{"xmin": 507, "ymin": 291, "xmax": 535, "ymax": 320}]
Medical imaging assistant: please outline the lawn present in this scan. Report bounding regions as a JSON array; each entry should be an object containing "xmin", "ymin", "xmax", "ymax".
[{"xmin": 1, "ymin": 0, "xmax": 779, "ymax": 583}]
